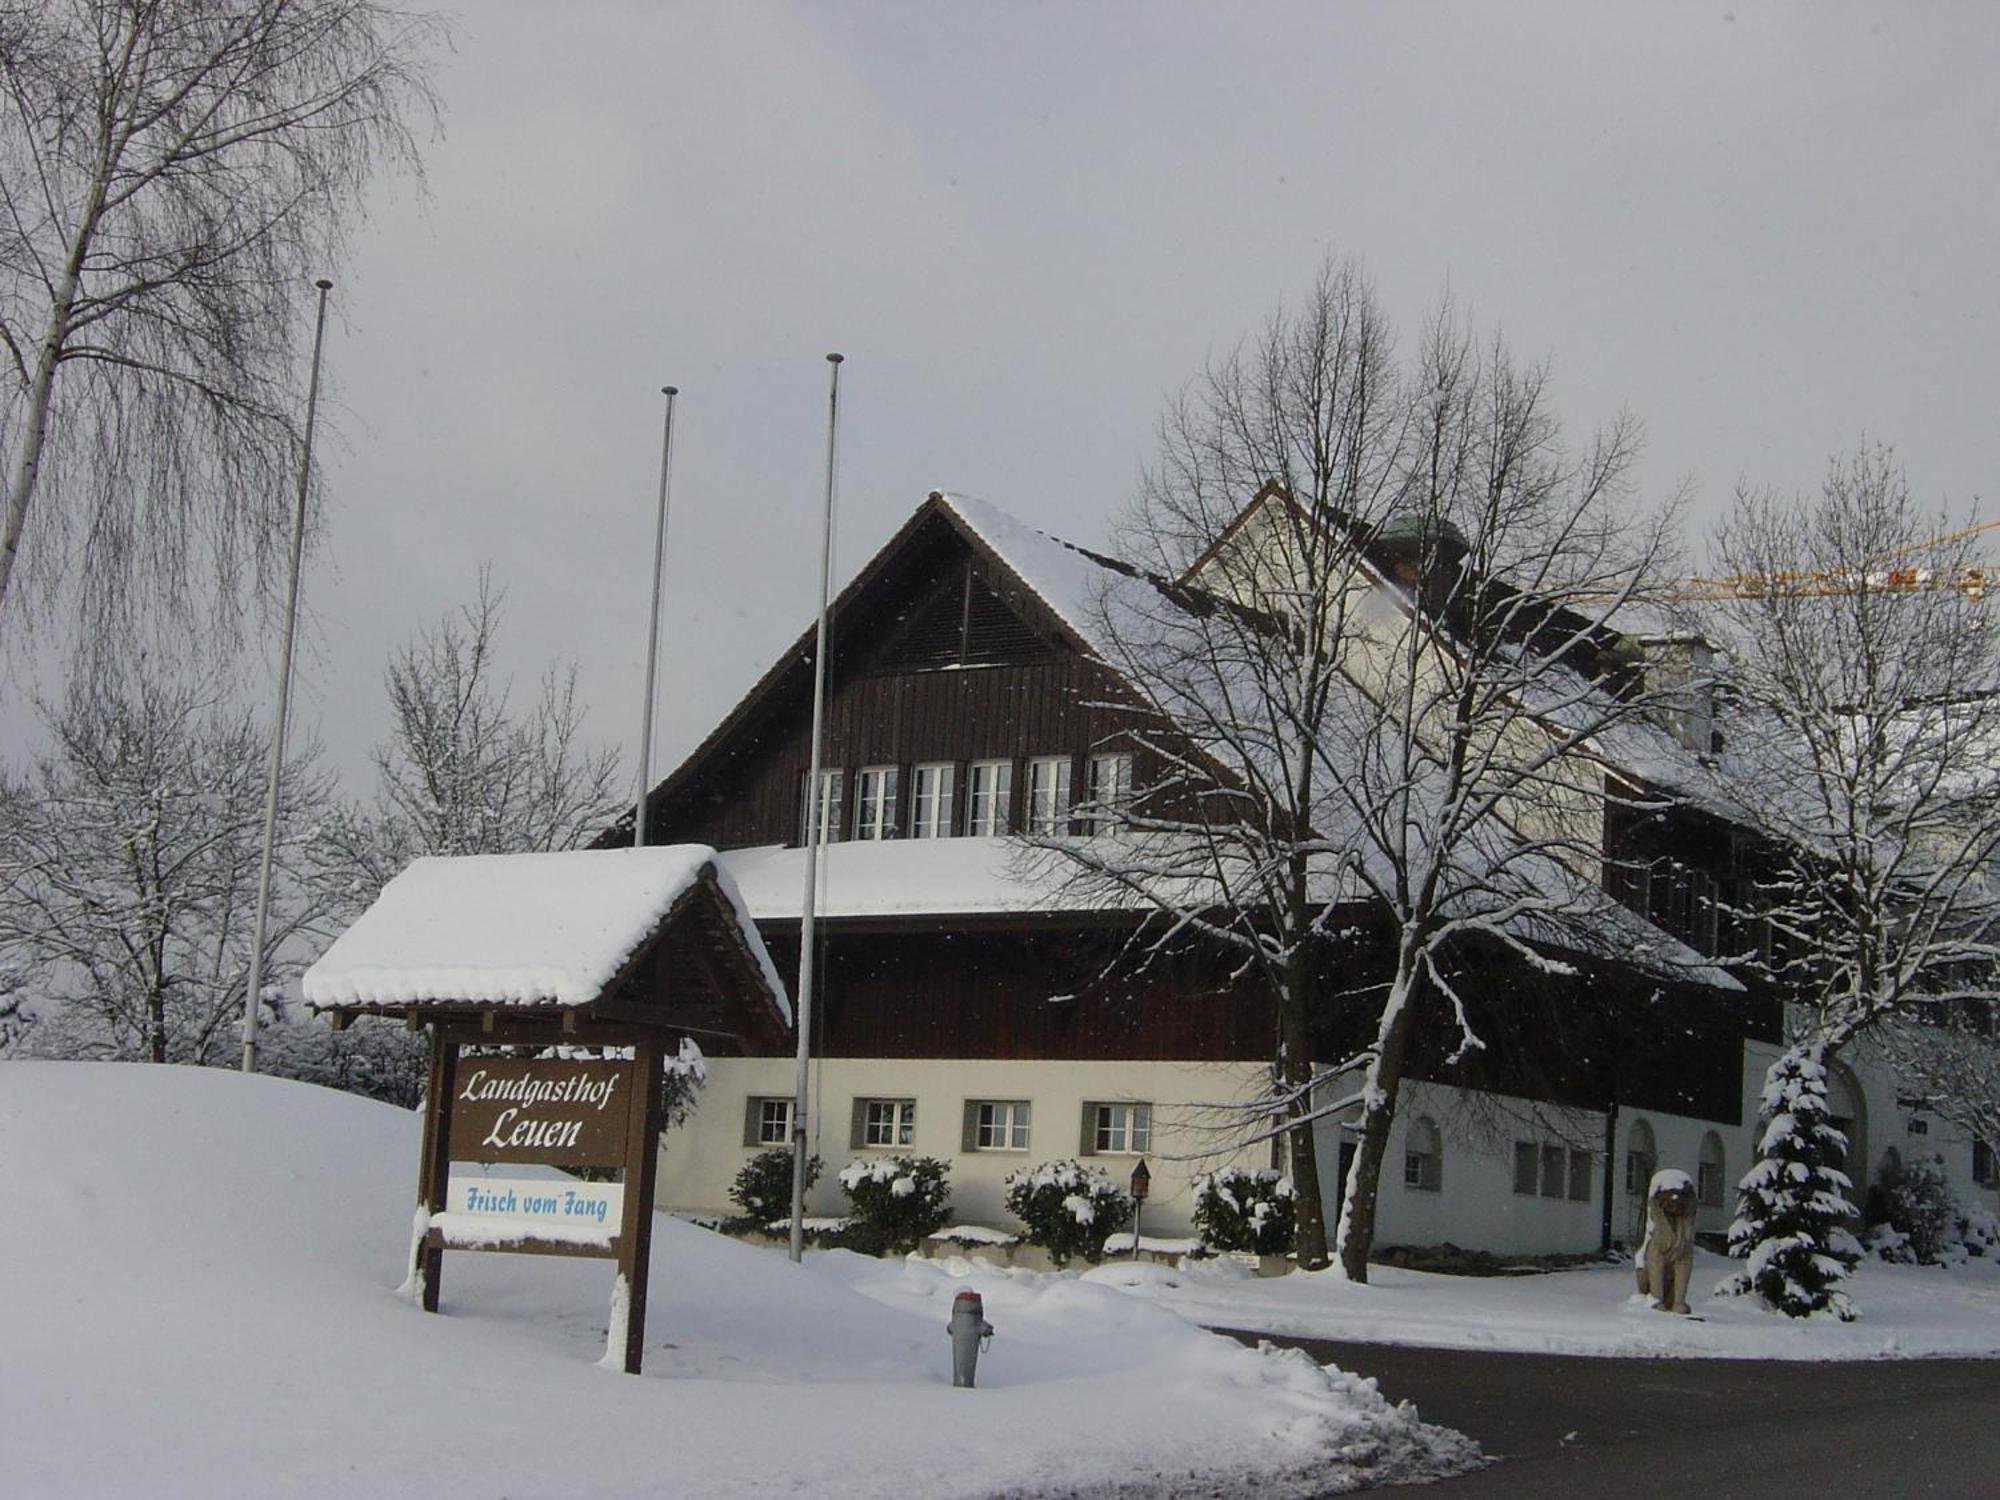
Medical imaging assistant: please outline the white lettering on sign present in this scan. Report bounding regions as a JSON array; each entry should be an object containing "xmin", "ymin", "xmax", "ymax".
[
  {"xmin": 449, "ymin": 1175, "xmax": 623, "ymax": 1228},
  {"xmin": 457, "ymin": 1068, "xmax": 620, "ymax": 1112}
]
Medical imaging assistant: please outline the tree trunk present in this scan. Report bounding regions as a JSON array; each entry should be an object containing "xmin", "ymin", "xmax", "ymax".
[
  {"xmin": 1335, "ymin": 967, "xmax": 1421, "ymax": 1282},
  {"xmin": 1279, "ymin": 985, "xmax": 1330, "ymax": 1269}
]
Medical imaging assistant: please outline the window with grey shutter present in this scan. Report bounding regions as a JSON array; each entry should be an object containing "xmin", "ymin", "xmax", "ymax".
[
  {"xmin": 1080, "ymin": 1102, "xmax": 1101, "ymax": 1155},
  {"xmin": 962, "ymin": 1101, "xmax": 981, "ymax": 1154},
  {"xmin": 850, "ymin": 1098, "xmax": 868, "ymax": 1151}
]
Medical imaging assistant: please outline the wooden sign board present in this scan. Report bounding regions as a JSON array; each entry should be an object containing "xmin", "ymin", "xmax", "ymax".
[
  {"xmin": 449, "ymin": 1058, "xmax": 630, "ymax": 1168},
  {"xmin": 412, "ymin": 1033, "xmax": 666, "ymax": 1374}
]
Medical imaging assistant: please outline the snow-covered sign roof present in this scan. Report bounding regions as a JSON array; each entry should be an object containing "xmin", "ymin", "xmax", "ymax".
[{"xmin": 304, "ymin": 846, "xmax": 790, "ymax": 1024}]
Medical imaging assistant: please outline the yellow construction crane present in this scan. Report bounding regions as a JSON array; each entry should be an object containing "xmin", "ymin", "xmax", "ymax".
[{"xmin": 1592, "ymin": 517, "xmax": 1998, "ymax": 606}]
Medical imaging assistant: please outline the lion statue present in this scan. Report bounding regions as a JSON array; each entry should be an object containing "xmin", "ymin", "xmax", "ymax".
[{"xmin": 1634, "ymin": 1168, "xmax": 1698, "ymax": 1314}]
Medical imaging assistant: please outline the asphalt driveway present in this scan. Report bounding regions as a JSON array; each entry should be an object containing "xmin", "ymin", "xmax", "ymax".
[{"xmin": 1220, "ymin": 1331, "xmax": 2000, "ymax": 1498}]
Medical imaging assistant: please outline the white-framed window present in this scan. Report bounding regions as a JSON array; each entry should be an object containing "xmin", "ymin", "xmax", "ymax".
[
  {"xmin": 1977, "ymin": 1138, "xmax": 1998, "ymax": 1187},
  {"xmin": 852, "ymin": 1098, "xmax": 916, "ymax": 1149},
  {"xmin": 1567, "ymin": 1147, "xmax": 1593, "ymax": 1202},
  {"xmin": 799, "ymin": 767, "xmax": 845, "ymax": 845},
  {"xmin": 1515, "ymin": 1141, "xmax": 1583, "ymax": 1200},
  {"xmin": 1698, "ymin": 1131, "xmax": 1726, "ymax": 1207},
  {"xmin": 1404, "ymin": 1115, "xmax": 1442, "ymax": 1192},
  {"xmin": 963, "ymin": 1099, "xmax": 1032, "ymax": 1152},
  {"xmin": 967, "ymin": 759, "xmax": 1013, "ymax": 836},
  {"xmin": 1625, "ymin": 1118, "xmax": 1658, "ymax": 1197},
  {"xmin": 856, "ymin": 765, "xmax": 900, "ymax": 841},
  {"xmin": 1540, "ymin": 1144, "xmax": 1566, "ymax": 1199},
  {"xmin": 910, "ymin": 762, "xmax": 956, "ymax": 839},
  {"xmin": 1085, "ymin": 752, "xmax": 1133, "ymax": 831},
  {"xmin": 744, "ymin": 1096, "xmax": 793, "ymax": 1147},
  {"xmin": 1085, "ymin": 1101, "xmax": 1151, "ymax": 1155},
  {"xmin": 1025, "ymin": 756, "xmax": 1072, "ymax": 836},
  {"xmin": 1512, "ymin": 1141, "xmax": 1539, "ymax": 1196}
]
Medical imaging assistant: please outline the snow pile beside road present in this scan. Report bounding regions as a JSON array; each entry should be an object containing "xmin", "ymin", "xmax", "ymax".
[
  {"xmin": 1108, "ymin": 1249, "xmax": 2000, "ymax": 1361},
  {"xmin": 0, "ymin": 1062, "xmax": 1475, "ymax": 1497}
]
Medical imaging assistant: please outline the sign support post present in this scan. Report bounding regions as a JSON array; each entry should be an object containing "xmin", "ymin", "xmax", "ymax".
[
  {"xmin": 616, "ymin": 1041, "xmax": 667, "ymax": 1374},
  {"xmin": 414, "ymin": 1027, "xmax": 459, "ymax": 1313}
]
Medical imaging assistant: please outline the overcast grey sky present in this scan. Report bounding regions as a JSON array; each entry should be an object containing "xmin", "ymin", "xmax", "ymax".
[{"xmin": 290, "ymin": 1, "xmax": 1999, "ymax": 796}]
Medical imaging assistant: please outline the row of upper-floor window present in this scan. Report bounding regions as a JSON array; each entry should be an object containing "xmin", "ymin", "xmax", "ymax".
[
  {"xmin": 1606, "ymin": 857, "xmax": 1791, "ymax": 962},
  {"xmin": 745, "ymin": 1094, "xmax": 1151, "ymax": 1155},
  {"xmin": 798, "ymin": 752, "xmax": 1134, "ymax": 845}
]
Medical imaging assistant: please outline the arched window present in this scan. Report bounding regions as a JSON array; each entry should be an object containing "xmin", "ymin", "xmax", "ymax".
[
  {"xmin": 1625, "ymin": 1118, "xmax": 1658, "ymax": 1198},
  {"xmin": 1403, "ymin": 1115, "xmax": 1443, "ymax": 1192},
  {"xmin": 1698, "ymin": 1131, "xmax": 1726, "ymax": 1208}
]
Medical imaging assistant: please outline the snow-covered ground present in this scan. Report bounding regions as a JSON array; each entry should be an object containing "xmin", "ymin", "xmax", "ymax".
[
  {"xmin": 0, "ymin": 1063, "xmax": 1472, "ymax": 1499},
  {"xmin": 1076, "ymin": 1249, "xmax": 2000, "ymax": 1362}
]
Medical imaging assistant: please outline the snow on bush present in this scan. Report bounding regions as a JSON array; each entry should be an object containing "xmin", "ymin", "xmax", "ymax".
[
  {"xmin": 731, "ymin": 1147, "xmax": 818, "ymax": 1229},
  {"xmin": 1961, "ymin": 1207, "xmax": 2000, "ymax": 1258},
  {"xmin": 1866, "ymin": 1152, "xmax": 1961, "ymax": 1266},
  {"xmin": 837, "ymin": 1155, "xmax": 952, "ymax": 1253},
  {"xmin": 1717, "ymin": 1044, "xmax": 1861, "ymax": 1320},
  {"xmin": 1192, "ymin": 1166, "xmax": 1297, "ymax": 1255},
  {"xmin": 1005, "ymin": 1159, "xmax": 1130, "ymax": 1266}
]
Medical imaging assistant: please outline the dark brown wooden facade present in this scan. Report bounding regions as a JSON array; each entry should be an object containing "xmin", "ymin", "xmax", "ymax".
[{"xmin": 632, "ymin": 502, "xmax": 1154, "ymax": 853}]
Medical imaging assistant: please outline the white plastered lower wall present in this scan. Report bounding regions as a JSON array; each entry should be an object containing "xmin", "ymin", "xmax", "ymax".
[
  {"xmin": 1311, "ymin": 1079, "xmax": 1762, "ymax": 1257},
  {"xmin": 657, "ymin": 1056, "xmax": 1273, "ymax": 1237}
]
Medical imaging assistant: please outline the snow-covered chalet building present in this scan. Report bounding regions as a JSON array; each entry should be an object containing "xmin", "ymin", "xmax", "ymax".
[{"xmin": 608, "ymin": 490, "xmax": 1998, "ymax": 1255}]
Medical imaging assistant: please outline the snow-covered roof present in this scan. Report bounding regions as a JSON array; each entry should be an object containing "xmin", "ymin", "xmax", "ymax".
[
  {"xmin": 303, "ymin": 846, "xmax": 789, "ymax": 1020},
  {"xmin": 933, "ymin": 491, "xmax": 1120, "ymax": 659},
  {"xmin": 718, "ymin": 838, "xmax": 1087, "ymax": 921}
]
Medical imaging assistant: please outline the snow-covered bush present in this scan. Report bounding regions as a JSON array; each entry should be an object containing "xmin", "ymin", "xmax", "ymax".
[
  {"xmin": 1192, "ymin": 1167, "xmax": 1297, "ymax": 1255},
  {"xmin": 837, "ymin": 1155, "xmax": 952, "ymax": 1253},
  {"xmin": 1717, "ymin": 1045, "xmax": 1861, "ymax": 1320},
  {"xmin": 730, "ymin": 1148, "xmax": 818, "ymax": 1228},
  {"xmin": 1005, "ymin": 1159, "xmax": 1130, "ymax": 1267},
  {"xmin": 1961, "ymin": 1207, "xmax": 2000, "ymax": 1258},
  {"xmin": 1866, "ymin": 1153, "xmax": 1960, "ymax": 1266}
]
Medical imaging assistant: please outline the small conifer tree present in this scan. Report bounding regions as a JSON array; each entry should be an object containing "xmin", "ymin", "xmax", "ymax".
[{"xmin": 1718, "ymin": 1045, "xmax": 1862, "ymax": 1319}]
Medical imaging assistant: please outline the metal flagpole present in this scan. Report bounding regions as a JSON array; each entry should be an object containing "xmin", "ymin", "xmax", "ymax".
[
  {"xmin": 635, "ymin": 385, "xmax": 679, "ymax": 850},
  {"xmin": 790, "ymin": 352, "xmax": 843, "ymax": 1263},
  {"xmin": 242, "ymin": 277, "xmax": 335, "ymax": 1074}
]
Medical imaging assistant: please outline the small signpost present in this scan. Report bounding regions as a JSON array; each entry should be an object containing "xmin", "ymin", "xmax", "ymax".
[{"xmin": 303, "ymin": 848, "xmax": 791, "ymax": 1375}]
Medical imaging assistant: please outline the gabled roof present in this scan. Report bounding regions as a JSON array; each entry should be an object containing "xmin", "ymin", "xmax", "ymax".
[{"xmin": 600, "ymin": 491, "xmax": 1141, "ymax": 849}]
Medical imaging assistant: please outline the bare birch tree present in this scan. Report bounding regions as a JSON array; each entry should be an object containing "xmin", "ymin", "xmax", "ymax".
[
  {"xmin": 1043, "ymin": 261, "xmax": 1681, "ymax": 1278},
  {"xmin": 319, "ymin": 574, "xmax": 626, "ymax": 913},
  {"xmin": 0, "ymin": 0, "xmax": 437, "ymax": 645},
  {"xmin": 0, "ymin": 671, "xmax": 331, "ymax": 1064}
]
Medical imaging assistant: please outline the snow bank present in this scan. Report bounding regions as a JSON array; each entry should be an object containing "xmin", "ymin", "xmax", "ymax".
[
  {"xmin": 303, "ymin": 844, "xmax": 787, "ymax": 1019},
  {"xmin": 0, "ymin": 1062, "xmax": 1473, "ymax": 1497},
  {"xmin": 1103, "ymin": 1249, "xmax": 2000, "ymax": 1362}
]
